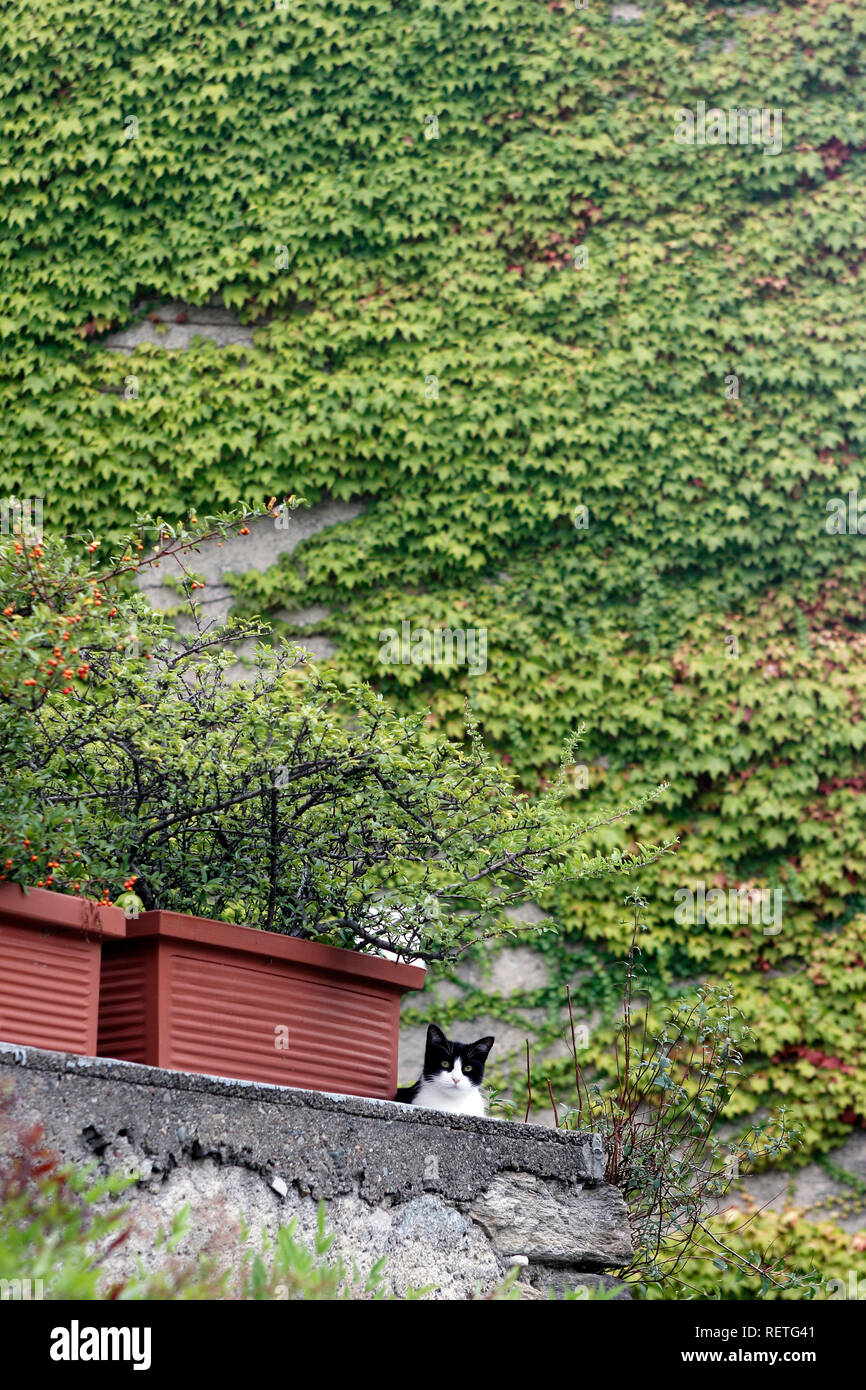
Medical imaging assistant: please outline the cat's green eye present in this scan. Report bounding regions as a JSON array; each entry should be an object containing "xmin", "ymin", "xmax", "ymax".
[
  {"xmin": 464, "ymin": 1066, "xmax": 473, "ymax": 1074},
  {"xmin": 441, "ymin": 1060, "xmax": 449, "ymax": 1069}
]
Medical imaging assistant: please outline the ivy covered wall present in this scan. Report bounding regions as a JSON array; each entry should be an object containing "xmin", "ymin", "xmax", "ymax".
[{"xmin": 2, "ymin": 0, "xmax": 866, "ymax": 1210}]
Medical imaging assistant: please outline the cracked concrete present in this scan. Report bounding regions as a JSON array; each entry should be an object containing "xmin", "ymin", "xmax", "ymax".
[{"xmin": 0, "ymin": 1045, "xmax": 631, "ymax": 1299}]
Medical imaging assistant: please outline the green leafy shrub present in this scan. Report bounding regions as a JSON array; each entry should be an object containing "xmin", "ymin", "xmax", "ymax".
[
  {"xmin": 0, "ymin": 503, "xmax": 272, "ymax": 894},
  {"xmin": 0, "ymin": 520, "xmax": 670, "ymax": 961},
  {"xmin": 640, "ymin": 1204, "xmax": 865, "ymax": 1302}
]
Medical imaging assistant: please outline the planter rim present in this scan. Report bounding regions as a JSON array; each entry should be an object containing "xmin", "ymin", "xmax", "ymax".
[
  {"xmin": 0, "ymin": 883, "xmax": 126, "ymax": 938},
  {"xmin": 121, "ymin": 908, "xmax": 428, "ymax": 990}
]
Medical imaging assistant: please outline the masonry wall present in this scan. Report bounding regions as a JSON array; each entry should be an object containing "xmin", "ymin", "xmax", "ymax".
[{"xmin": 0, "ymin": 1045, "xmax": 633, "ymax": 1300}]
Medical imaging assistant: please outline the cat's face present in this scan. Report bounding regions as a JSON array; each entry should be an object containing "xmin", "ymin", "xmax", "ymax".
[{"xmin": 422, "ymin": 1023, "xmax": 494, "ymax": 1100}]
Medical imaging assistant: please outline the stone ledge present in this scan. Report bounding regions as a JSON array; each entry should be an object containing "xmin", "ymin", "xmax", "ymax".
[
  {"xmin": 0, "ymin": 1044, "xmax": 633, "ymax": 1298},
  {"xmin": 0, "ymin": 1044, "xmax": 607, "ymax": 1194}
]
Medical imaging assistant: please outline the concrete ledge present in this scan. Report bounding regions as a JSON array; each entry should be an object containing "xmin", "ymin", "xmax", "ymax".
[{"xmin": 0, "ymin": 1045, "xmax": 633, "ymax": 1298}]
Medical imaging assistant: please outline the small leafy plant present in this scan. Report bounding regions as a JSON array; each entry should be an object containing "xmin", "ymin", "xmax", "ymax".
[
  {"xmin": 536, "ymin": 893, "xmax": 821, "ymax": 1298},
  {"xmin": 0, "ymin": 1095, "xmax": 135, "ymax": 1300}
]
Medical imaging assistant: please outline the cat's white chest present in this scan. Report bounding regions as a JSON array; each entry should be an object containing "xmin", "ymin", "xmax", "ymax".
[{"xmin": 413, "ymin": 1080, "xmax": 487, "ymax": 1116}]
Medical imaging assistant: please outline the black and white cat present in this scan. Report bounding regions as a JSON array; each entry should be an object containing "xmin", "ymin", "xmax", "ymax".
[{"xmin": 395, "ymin": 1023, "xmax": 495, "ymax": 1116}]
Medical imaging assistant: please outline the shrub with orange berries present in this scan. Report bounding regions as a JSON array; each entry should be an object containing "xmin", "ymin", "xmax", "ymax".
[{"xmin": 1, "ymin": 502, "xmax": 273, "ymax": 899}]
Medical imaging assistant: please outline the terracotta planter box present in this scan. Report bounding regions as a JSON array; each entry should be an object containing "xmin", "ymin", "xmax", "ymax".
[
  {"xmin": 98, "ymin": 910, "xmax": 426, "ymax": 1099},
  {"xmin": 0, "ymin": 884, "xmax": 125, "ymax": 1056}
]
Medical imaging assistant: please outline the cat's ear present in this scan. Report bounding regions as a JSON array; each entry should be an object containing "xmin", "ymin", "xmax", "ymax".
[
  {"xmin": 468, "ymin": 1035, "xmax": 495, "ymax": 1060},
  {"xmin": 426, "ymin": 1023, "xmax": 449, "ymax": 1049}
]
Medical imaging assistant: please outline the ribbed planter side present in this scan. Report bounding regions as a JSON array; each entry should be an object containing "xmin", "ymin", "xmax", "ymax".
[
  {"xmin": 98, "ymin": 910, "xmax": 426, "ymax": 1099},
  {"xmin": 0, "ymin": 885, "xmax": 125, "ymax": 1056}
]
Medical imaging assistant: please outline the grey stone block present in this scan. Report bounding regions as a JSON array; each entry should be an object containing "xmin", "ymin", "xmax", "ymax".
[
  {"xmin": 275, "ymin": 603, "xmax": 333, "ymax": 627},
  {"xmin": 461, "ymin": 944, "xmax": 550, "ymax": 995},
  {"xmin": 611, "ymin": 3, "xmax": 645, "ymax": 22},
  {"xmin": 525, "ymin": 1267, "xmax": 634, "ymax": 1300},
  {"xmin": 717, "ymin": 1131, "xmax": 866, "ymax": 1234},
  {"xmin": 469, "ymin": 1171, "xmax": 633, "ymax": 1268},
  {"xmin": 134, "ymin": 501, "xmax": 364, "ymax": 669},
  {"xmin": 103, "ymin": 300, "xmax": 257, "ymax": 353}
]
